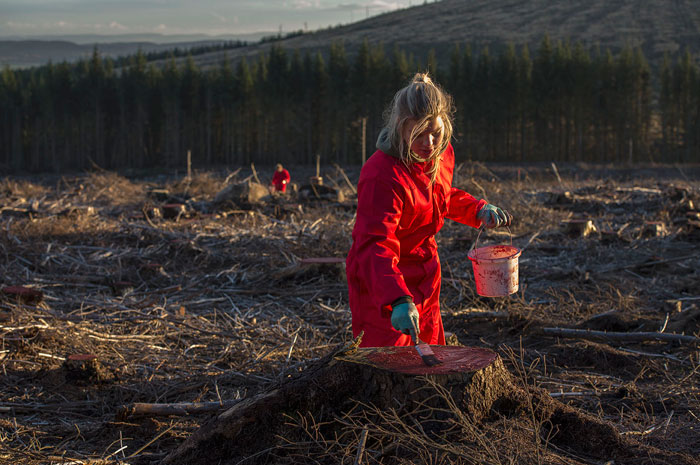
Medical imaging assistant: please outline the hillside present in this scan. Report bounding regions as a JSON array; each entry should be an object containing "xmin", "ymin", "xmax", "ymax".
[
  {"xmin": 0, "ymin": 32, "xmax": 272, "ymax": 68},
  {"xmin": 5, "ymin": 1, "xmax": 699, "ymax": 70},
  {"xmin": 161, "ymin": 0, "xmax": 700, "ymax": 69}
]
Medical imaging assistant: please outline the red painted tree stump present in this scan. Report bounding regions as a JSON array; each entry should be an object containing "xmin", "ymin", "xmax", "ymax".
[
  {"xmin": 1, "ymin": 286, "xmax": 44, "ymax": 304},
  {"xmin": 162, "ymin": 203, "xmax": 187, "ymax": 219},
  {"xmin": 161, "ymin": 341, "xmax": 698, "ymax": 465},
  {"xmin": 162, "ymin": 344, "xmax": 510, "ymax": 465}
]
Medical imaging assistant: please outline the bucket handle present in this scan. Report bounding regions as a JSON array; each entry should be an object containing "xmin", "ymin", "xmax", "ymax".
[{"xmin": 469, "ymin": 225, "xmax": 513, "ymax": 256}]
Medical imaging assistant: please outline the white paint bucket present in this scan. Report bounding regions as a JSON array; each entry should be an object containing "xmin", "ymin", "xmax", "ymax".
[{"xmin": 468, "ymin": 228, "xmax": 521, "ymax": 297}]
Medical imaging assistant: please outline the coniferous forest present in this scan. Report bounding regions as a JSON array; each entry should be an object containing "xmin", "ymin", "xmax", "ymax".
[{"xmin": 1, "ymin": 37, "xmax": 699, "ymax": 173}]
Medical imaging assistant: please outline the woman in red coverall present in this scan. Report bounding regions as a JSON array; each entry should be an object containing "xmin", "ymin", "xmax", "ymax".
[
  {"xmin": 345, "ymin": 73, "xmax": 512, "ymax": 348},
  {"xmin": 271, "ymin": 164, "xmax": 291, "ymax": 192}
]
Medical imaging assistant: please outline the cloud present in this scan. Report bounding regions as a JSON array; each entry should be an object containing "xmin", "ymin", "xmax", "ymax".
[
  {"xmin": 336, "ymin": 0, "xmax": 403, "ymax": 11},
  {"xmin": 287, "ymin": 0, "xmax": 321, "ymax": 9},
  {"xmin": 109, "ymin": 21, "xmax": 128, "ymax": 30},
  {"xmin": 366, "ymin": 0, "xmax": 402, "ymax": 9},
  {"xmin": 5, "ymin": 21, "xmax": 39, "ymax": 30},
  {"xmin": 3, "ymin": 0, "xmax": 411, "ymax": 37},
  {"xmin": 336, "ymin": 3, "xmax": 362, "ymax": 11}
]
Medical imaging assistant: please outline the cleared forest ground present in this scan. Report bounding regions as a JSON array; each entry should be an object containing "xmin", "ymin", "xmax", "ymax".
[{"xmin": 0, "ymin": 162, "xmax": 699, "ymax": 464}]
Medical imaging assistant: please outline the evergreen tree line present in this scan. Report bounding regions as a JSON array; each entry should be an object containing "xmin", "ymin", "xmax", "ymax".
[
  {"xmin": 1, "ymin": 37, "xmax": 699, "ymax": 173},
  {"xmin": 110, "ymin": 40, "xmax": 251, "ymax": 68}
]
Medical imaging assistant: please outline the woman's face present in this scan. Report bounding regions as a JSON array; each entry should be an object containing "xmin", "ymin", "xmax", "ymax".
[{"xmin": 403, "ymin": 116, "xmax": 444, "ymax": 158}]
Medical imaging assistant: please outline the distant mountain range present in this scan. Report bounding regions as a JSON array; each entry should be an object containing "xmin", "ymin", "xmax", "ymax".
[
  {"xmin": 0, "ymin": 32, "xmax": 274, "ymax": 68},
  {"xmin": 1, "ymin": 32, "xmax": 273, "ymax": 44},
  {"xmin": 3, "ymin": 0, "xmax": 699, "ymax": 70}
]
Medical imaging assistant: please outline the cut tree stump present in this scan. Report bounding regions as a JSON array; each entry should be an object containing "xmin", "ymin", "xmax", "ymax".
[
  {"xmin": 63, "ymin": 354, "xmax": 112, "ymax": 384},
  {"xmin": 147, "ymin": 188, "xmax": 171, "ymax": 202},
  {"xmin": 214, "ymin": 180, "xmax": 269, "ymax": 208},
  {"xmin": 641, "ymin": 221, "xmax": 667, "ymax": 237},
  {"xmin": 161, "ymin": 340, "xmax": 697, "ymax": 465},
  {"xmin": 299, "ymin": 182, "xmax": 345, "ymax": 202},
  {"xmin": 162, "ymin": 203, "xmax": 187, "ymax": 219},
  {"xmin": 544, "ymin": 190, "xmax": 574, "ymax": 204},
  {"xmin": 162, "ymin": 343, "xmax": 508, "ymax": 465},
  {"xmin": 1, "ymin": 286, "xmax": 44, "ymax": 304},
  {"xmin": 561, "ymin": 218, "xmax": 598, "ymax": 238}
]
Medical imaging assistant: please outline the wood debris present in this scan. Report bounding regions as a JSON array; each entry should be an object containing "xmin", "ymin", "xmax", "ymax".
[{"xmin": 0, "ymin": 165, "xmax": 699, "ymax": 464}]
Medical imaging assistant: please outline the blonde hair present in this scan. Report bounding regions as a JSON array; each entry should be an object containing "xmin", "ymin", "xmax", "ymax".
[{"xmin": 384, "ymin": 72, "xmax": 454, "ymax": 184}]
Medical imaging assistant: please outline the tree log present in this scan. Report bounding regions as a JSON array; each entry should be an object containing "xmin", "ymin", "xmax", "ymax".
[
  {"xmin": 542, "ymin": 327, "xmax": 699, "ymax": 344},
  {"xmin": 117, "ymin": 400, "xmax": 242, "ymax": 419}
]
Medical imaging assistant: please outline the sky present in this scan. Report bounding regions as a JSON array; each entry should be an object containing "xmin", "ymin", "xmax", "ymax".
[{"xmin": 0, "ymin": 0, "xmax": 417, "ymax": 38}]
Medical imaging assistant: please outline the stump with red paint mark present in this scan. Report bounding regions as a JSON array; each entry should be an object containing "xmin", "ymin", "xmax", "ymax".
[
  {"xmin": 162, "ymin": 341, "xmax": 698, "ymax": 465},
  {"xmin": 162, "ymin": 344, "xmax": 511, "ymax": 465},
  {"xmin": 1, "ymin": 286, "xmax": 44, "ymax": 305},
  {"xmin": 162, "ymin": 203, "xmax": 187, "ymax": 219}
]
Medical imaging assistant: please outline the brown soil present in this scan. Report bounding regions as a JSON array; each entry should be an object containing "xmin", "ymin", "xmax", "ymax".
[{"xmin": 0, "ymin": 162, "xmax": 699, "ymax": 465}]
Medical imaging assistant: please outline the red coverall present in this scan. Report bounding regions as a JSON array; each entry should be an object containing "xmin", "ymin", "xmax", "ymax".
[
  {"xmin": 345, "ymin": 143, "xmax": 486, "ymax": 347},
  {"xmin": 272, "ymin": 169, "xmax": 290, "ymax": 192}
]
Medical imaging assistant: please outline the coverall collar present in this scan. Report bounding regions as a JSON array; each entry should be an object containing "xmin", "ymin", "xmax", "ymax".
[{"xmin": 376, "ymin": 127, "xmax": 401, "ymax": 159}]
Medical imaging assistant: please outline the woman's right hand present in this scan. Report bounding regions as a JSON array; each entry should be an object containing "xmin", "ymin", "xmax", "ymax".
[{"xmin": 391, "ymin": 301, "xmax": 420, "ymax": 335}]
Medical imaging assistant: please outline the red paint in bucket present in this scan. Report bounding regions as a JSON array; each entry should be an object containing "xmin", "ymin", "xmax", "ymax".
[{"xmin": 468, "ymin": 229, "xmax": 521, "ymax": 297}]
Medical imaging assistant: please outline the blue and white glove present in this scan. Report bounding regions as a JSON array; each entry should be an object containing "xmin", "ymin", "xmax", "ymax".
[
  {"xmin": 477, "ymin": 203, "xmax": 512, "ymax": 229},
  {"xmin": 391, "ymin": 300, "xmax": 420, "ymax": 336}
]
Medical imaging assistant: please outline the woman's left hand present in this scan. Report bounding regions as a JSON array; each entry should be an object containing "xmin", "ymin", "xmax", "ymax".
[{"xmin": 477, "ymin": 203, "xmax": 512, "ymax": 228}]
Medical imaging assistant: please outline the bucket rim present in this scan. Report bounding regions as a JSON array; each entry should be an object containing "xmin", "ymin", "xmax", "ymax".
[{"xmin": 467, "ymin": 244, "xmax": 522, "ymax": 262}]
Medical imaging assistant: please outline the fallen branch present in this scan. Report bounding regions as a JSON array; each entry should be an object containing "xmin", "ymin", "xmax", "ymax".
[
  {"xmin": 353, "ymin": 428, "xmax": 369, "ymax": 465},
  {"xmin": 0, "ymin": 400, "xmax": 97, "ymax": 413},
  {"xmin": 452, "ymin": 308, "xmax": 509, "ymax": 319},
  {"xmin": 126, "ymin": 424, "xmax": 176, "ymax": 459},
  {"xmin": 334, "ymin": 163, "xmax": 357, "ymax": 195},
  {"xmin": 250, "ymin": 162, "xmax": 262, "ymax": 185},
  {"xmin": 549, "ymin": 391, "xmax": 598, "ymax": 398},
  {"xmin": 600, "ymin": 253, "xmax": 700, "ymax": 274},
  {"xmin": 616, "ymin": 347, "xmax": 687, "ymax": 364},
  {"xmin": 542, "ymin": 327, "xmax": 699, "ymax": 344},
  {"xmin": 117, "ymin": 400, "xmax": 242, "ymax": 420}
]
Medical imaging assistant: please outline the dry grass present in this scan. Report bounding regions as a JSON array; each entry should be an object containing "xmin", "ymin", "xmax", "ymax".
[{"xmin": 0, "ymin": 163, "xmax": 699, "ymax": 464}]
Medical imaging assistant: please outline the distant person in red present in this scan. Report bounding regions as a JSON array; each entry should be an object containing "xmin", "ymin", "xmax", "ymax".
[
  {"xmin": 345, "ymin": 73, "xmax": 512, "ymax": 348},
  {"xmin": 271, "ymin": 164, "xmax": 291, "ymax": 192}
]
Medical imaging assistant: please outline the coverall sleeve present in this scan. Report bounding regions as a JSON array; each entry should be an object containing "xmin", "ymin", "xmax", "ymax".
[
  {"xmin": 445, "ymin": 188, "xmax": 488, "ymax": 229},
  {"xmin": 352, "ymin": 178, "xmax": 412, "ymax": 309}
]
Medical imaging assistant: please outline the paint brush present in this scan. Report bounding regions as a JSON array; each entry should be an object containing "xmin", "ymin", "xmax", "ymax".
[{"xmin": 410, "ymin": 323, "xmax": 442, "ymax": 367}]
